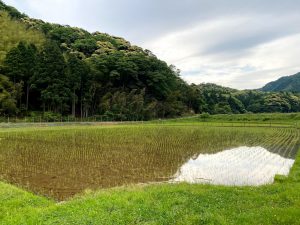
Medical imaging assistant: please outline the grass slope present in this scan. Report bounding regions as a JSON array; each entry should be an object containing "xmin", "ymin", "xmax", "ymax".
[
  {"xmin": 0, "ymin": 128, "xmax": 299, "ymax": 224},
  {"xmin": 162, "ymin": 113, "xmax": 300, "ymax": 127}
]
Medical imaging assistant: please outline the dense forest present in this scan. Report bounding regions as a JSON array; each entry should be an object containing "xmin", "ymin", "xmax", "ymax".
[
  {"xmin": 1, "ymin": 1, "xmax": 300, "ymax": 120},
  {"xmin": 193, "ymin": 83, "xmax": 300, "ymax": 114}
]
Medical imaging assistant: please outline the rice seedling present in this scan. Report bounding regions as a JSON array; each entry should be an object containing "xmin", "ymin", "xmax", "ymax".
[{"xmin": 0, "ymin": 124, "xmax": 299, "ymax": 200}]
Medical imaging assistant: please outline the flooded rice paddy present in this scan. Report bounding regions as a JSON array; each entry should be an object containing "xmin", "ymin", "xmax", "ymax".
[
  {"xmin": 172, "ymin": 146, "xmax": 295, "ymax": 185},
  {"xmin": 0, "ymin": 125, "xmax": 299, "ymax": 200}
]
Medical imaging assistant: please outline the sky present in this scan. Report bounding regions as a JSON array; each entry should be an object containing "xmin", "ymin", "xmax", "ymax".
[{"xmin": 3, "ymin": 0, "xmax": 300, "ymax": 89}]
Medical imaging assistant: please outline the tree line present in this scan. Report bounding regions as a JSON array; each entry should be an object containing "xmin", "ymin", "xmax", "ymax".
[
  {"xmin": 1, "ymin": 2, "xmax": 300, "ymax": 120},
  {"xmin": 1, "ymin": 40, "xmax": 300, "ymax": 120},
  {"xmin": 0, "ymin": 41, "xmax": 190, "ymax": 120}
]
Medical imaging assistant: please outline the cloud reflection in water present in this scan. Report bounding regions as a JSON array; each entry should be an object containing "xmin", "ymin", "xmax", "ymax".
[{"xmin": 172, "ymin": 146, "xmax": 294, "ymax": 186}]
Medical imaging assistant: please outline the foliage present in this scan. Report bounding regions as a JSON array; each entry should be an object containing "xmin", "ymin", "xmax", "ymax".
[
  {"xmin": 0, "ymin": 74, "xmax": 17, "ymax": 115},
  {"xmin": 0, "ymin": 0, "xmax": 26, "ymax": 19},
  {"xmin": 42, "ymin": 111, "xmax": 62, "ymax": 122},
  {"xmin": 1, "ymin": 1, "xmax": 300, "ymax": 118},
  {"xmin": 0, "ymin": 3, "xmax": 190, "ymax": 118},
  {"xmin": 191, "ymin": 83, "xmax": 300, "ymax": 115},
  {"xmin": 34, "ymin": 41, "xmax": 70, "ymax": 113},
  {"xmin": 0, "ymin": 11, "xmax": 45, "ymax": 62},
  {"xmin": 262, "ymin": 72, "xmax": 300, "ymax": 92},
  {"xmin": 234, "ymin": 90, "xmax": 300, "ymax": 113}
]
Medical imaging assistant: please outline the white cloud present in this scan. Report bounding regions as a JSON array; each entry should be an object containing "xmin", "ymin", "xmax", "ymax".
[{"xmin": 143, "ymin": 16, "xmax": 300, "ymax": 89}]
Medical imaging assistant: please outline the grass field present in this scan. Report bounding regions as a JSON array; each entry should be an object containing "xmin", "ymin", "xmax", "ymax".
[
  {"xmin": 1, "ymin": 112, "xmax": 300, "ymax": 128},
  {"xmin": 0, "ymin": 115, "xmax": 300, "ymax": 224},
  {"xmin": 159, "ymin": 112, "xmax": 300, "ymax": 127}
]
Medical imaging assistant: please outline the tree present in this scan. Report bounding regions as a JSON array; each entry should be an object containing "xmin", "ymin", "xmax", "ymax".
[
  {"xmin": 0, "ymin": 74, "xmax": 17, "ymax": 115},
  {"xmin": 3, "ymin": 0, "xmax": 300, "ymax": 119},
  {"xmin": 4, "ymin": 42, "xmax": 38, "ymax": 111},
  {"xmin": 228, "ymin": 95, "xmax": 245, "ymax": 113},
  {"xmin": 67, "ymin": 54, "xmax": 89, "ymax": 116},
  {"xmin": 72, "ymin": 38, "xmax": 98, "ymax": 56},
  {"xmin": 34, "ymin": 41, "xmax": 70, "ymax": 113}
]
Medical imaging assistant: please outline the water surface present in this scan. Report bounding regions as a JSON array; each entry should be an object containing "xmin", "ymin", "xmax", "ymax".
[{"xmin": 172, "ymin": 146, "xmax": 295, "ymax": 186}]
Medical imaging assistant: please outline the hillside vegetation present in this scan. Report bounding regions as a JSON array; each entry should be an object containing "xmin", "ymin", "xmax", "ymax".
[
  {"xmin": 0, "ymin": 1, "xmax": 300, "ymax": 119},
  {"xmin": 262, "ymin": 72, "xmax": 300, "ymax": 93},
  {"xmin": 0, "ymin": 12, "xmax": 45, "ymax": 62},
  {"xmin": 192, "ymin": 83, "xmax": 300, "ymax": 114}
]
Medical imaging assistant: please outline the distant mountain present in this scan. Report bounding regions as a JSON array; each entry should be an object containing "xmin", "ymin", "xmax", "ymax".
[{"xmin": 262, "ymin": 72, "xmax": 300, "ymax": 92}]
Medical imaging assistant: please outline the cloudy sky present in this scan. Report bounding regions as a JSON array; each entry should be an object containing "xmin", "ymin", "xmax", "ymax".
[{"xmin": 4, "ymin": 0, "xmax": 300, "ymax": 89}]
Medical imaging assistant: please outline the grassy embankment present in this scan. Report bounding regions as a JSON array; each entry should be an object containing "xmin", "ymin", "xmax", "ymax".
[
  {"xmin": 1, "ymin": 112, "xmax": 300, "ymax": 127},
  {"xmin": 157, "ymin": 113, "xmax": 300, "ymax": 128}
]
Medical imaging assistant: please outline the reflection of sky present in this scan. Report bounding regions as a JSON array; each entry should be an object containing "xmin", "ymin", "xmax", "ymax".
[{"xmin": 172, "ymin": 146, "xmax": 294, "ymax": 186}]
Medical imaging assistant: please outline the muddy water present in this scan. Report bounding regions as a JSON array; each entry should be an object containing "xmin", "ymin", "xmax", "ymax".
[
  {"xmin": 0, "ymin": 126, "xmax": 299, "ymax": 201},
  {"xmin": 172, "ymin": 146, "xmax": 295, "ymax": 186}
]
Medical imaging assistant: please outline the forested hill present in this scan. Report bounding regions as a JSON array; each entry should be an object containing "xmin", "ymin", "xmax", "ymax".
[
  {"xmin": 1, "ymin": 1, "xmax": 300, "ymax": 120},
  {"xmin": 262, "ymin": 72, "xmax": 300, "ymax": 93},
  {"xmin": 0, "ymin": 0, "xmax": 190, "ymax": 120}
]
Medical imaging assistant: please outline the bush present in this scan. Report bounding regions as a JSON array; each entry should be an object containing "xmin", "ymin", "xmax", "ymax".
[
  {"xmin": 199, "ymin": 113, "xmax": 210, "ymax": 121},
  {"xmin": 43, "ymin": 112, "xmax": 62, "ymax": 122}
]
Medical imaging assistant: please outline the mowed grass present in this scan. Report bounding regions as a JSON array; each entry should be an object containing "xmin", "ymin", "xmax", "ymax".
[{"xmin": 0, "ymin": 123, "xmax": 300, "ymax": 224}]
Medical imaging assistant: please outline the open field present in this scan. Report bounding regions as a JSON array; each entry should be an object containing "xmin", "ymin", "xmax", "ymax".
[{"xmin": 0, "ymin": 118, "xmax": 300, "ymax": 224}]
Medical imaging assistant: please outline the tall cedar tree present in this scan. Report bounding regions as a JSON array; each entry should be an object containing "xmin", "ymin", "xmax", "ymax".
[{"xmin": 34, "ymin": 42, "xmax": 70, "ymax": 113}]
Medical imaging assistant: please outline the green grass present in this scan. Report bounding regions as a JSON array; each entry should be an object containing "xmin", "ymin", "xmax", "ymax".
[
  {"xmin": 1, "ymin": 112, "xmax": 300, "ymax": 127},
  {"xmin": 160, "ymin": 113, "xmax": 300, "ymax": 127},
  {"xmin": 0, "ymin": 122, "xmax": 300, "ymax": 224}
]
